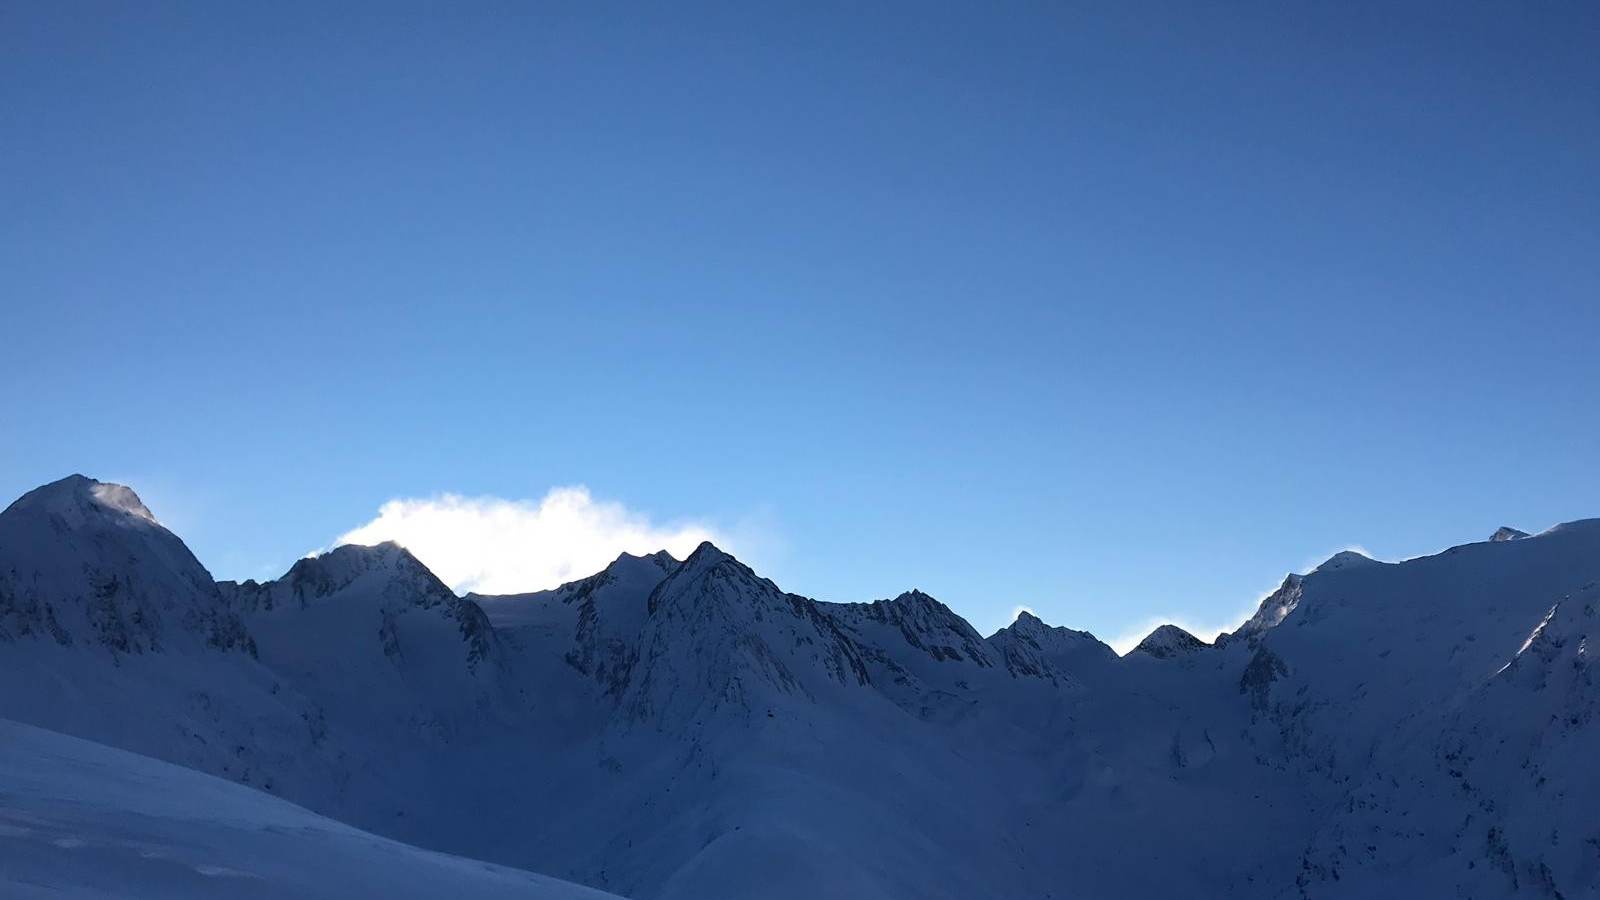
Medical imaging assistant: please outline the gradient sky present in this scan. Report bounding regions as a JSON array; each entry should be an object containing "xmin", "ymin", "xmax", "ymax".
[{"xmin": 4, "ymin": 3, "xmax": 1598, "ymax": 649}]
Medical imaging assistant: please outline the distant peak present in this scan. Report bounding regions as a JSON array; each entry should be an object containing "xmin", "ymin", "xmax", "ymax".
[
  {"xmin": 326, "ymin": 540, "xmax": 407, "ymax": 559},
  {"xmin": 1489, "ymin": 526, "xmax": 1529, "ymax": 543},
  {"xmin": 612, "ymin": 549, "xmax": 680, "ymax": 570},
  {"xmin": 286, "ymin": 541, "xmax": 447, "ymax": 597},
  {"xmin": 993, "ymin": 609, "xmax": 1107, "ymax": 646},
  {"xmin": 1130, "ymin": 624, "xmax": 1208, "ymax": 659},
  {"xmin": 1220, "ymin": 573, "xmax": 1306, "ymax": 646},
  {"xmin": 297, "ymin": 541, "xmax": 420, "ymax": 577},
  {"xmin": 3, "ymin": 474, "xmax": 158, "ymax": 525},
  {"xmin": 682, "ymin": 540, "xmax": 734, "ymax": 568},
  {"xmin": 1002, "ymin": 609, "xmax": 1064, "ymax": 637},
  {"xmin": 1312, "ymin": 549, "xmax": 1378, "ymax": 572},
  {"xmin": 887, "ymin": 590, "xmax": 974, "ymax": 623}
]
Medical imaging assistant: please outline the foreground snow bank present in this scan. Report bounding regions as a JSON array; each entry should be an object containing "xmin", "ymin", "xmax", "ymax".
[{"xmin": 0, "ymin": 718, "xmax": 621, "ymax": 900}]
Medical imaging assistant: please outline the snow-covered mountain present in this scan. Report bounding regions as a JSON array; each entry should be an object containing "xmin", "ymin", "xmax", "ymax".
[
  {"xmin": 218, "ymin": 541, "xmax": 511, "ymax": 738},
  {"xmin": 3, "ymin": 474, "xmax": 1598, "ymax": 899},
  {"xmin": 987, "ymin": 610, "xmax": 1118, "ymax": 687},
  {"xmin": 1128, "ymin": 622, "xmax": 1208, "ymax": 658},
  {"xmin": 0, "ymin": 475, "xmax": 251, "ymax": 655},
  {"xmin": 0, "ymin": 476, "xmax": 345, "ymax": 808}
]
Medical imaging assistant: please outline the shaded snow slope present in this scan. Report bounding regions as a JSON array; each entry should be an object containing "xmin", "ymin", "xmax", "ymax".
[
  {"xmin": 470, "ymin": 550, "xmax": 677, "ymax": 697},
  {"xmin": 0, "ymin": 718, "xmax": 622, "ymax": 900},
  {"xmin": 1243, "ymin": 519, "xmax": 1600, "ymax": 898}
]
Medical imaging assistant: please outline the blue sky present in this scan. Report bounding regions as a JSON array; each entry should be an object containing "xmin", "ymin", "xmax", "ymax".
[{"xmin": 4, "ymin": 3, "xmax": 1597, "ymax": 648}]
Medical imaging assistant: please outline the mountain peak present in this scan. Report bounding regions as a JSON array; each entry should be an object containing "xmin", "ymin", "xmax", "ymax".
[
  {"xmin": 1312, "ymin": 549, "xmax": 1378, "ymax": 572},
  {"xmin": 1489, "ymin": 526, "xmax": 1529, "ymax": 542},
  {"xmin": 987, "ymin": 610, "xmax": 1116, "ymax": 684},
  {"xmin": 682, "ymin": 540, "xmax": 733, "ymax": 568},
  {"xmin": 283, "ymin": 541, "xmax": 446, "ymax": 602},
  {"xmin": 645, "ymin": 541, "xmax": 764, "ymax": 617},
  {"xmin": 826, "ymin": 589, "xmax": 995, "ymax": 676},
  {"xmin": 309, "ymin": 541, "xmax": 413, "ymax": 570},
  {"xmin": 610, "ymin": 549, "xmax": 680, "ymax": 575},
  {"xmin": 993, "ymin": 609, "xmax": 1105, "ymax": 645},
  {"xmin": 1130, "ymin": 624, "xmax": 1208, "ymax": 659},
  {"xmin": 1011, "ymin": 609, "xmax": 1046, "ymax": 630},
  {"xmin": 0, "ymin": 475, "xmax": 247, "ymax": 655},
  {"xmin": 3, "ymin": 474, "xmax": 158, "ymax": 526},
  {"xmin": 892, "ymin": 589, "xmax": 944, "ymax": 608},
  {"xmin": 1219, "ymin": 573, "xmax": 1305, "ymax": 647}
]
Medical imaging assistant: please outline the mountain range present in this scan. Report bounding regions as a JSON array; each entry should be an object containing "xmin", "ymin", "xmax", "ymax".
[{"xmin": 1, "ymin": 474, "xmax": 1595, "ymax": 898}]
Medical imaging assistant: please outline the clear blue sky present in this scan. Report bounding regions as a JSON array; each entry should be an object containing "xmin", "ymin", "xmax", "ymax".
[{"xmin": 4, "ymin": 2, "xmax": 1597, "ymax": 646}]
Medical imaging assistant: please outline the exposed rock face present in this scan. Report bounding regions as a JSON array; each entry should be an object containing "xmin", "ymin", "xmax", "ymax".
[
  {"xmin": 1239, "ymin": 645, "xmax": 1287, "ymax": 710},
  {"xmin": 1490, "ymin": 525, "xmax": 1530, "ymax": 542}
]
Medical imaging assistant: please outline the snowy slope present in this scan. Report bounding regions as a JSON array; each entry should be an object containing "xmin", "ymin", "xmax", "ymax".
[{"xmin": 0, "ymin": 718, "xmax": 621, "ymax": 900}]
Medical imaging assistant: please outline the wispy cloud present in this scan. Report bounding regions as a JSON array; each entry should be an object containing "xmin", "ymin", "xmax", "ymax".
[{"xmin": 333, "ymin": 486, "xmax": 721, "ymax": 595}]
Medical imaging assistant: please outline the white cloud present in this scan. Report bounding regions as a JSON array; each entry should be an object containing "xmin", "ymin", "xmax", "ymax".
[{"xmin": 333, "ymin": 486, "xmax": 721, "ymax": 595}]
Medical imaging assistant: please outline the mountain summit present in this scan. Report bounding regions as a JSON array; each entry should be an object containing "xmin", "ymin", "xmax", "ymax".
[
  {"xmin": 3, "ymin": 473, "xmax": 160, "ymax": 526},
  {"xmin": 0, "ymin": 475, "xmax": 248, "ymax": 655},
  {"xmin": 1129, "ymin": 623, "xmax": 1208, "ymax": 658}
]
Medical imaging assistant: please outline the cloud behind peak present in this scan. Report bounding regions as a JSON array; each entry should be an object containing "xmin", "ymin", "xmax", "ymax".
[{"xmin": 333, "ymin": 486, "xmax": 719, "ymax": 595}]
